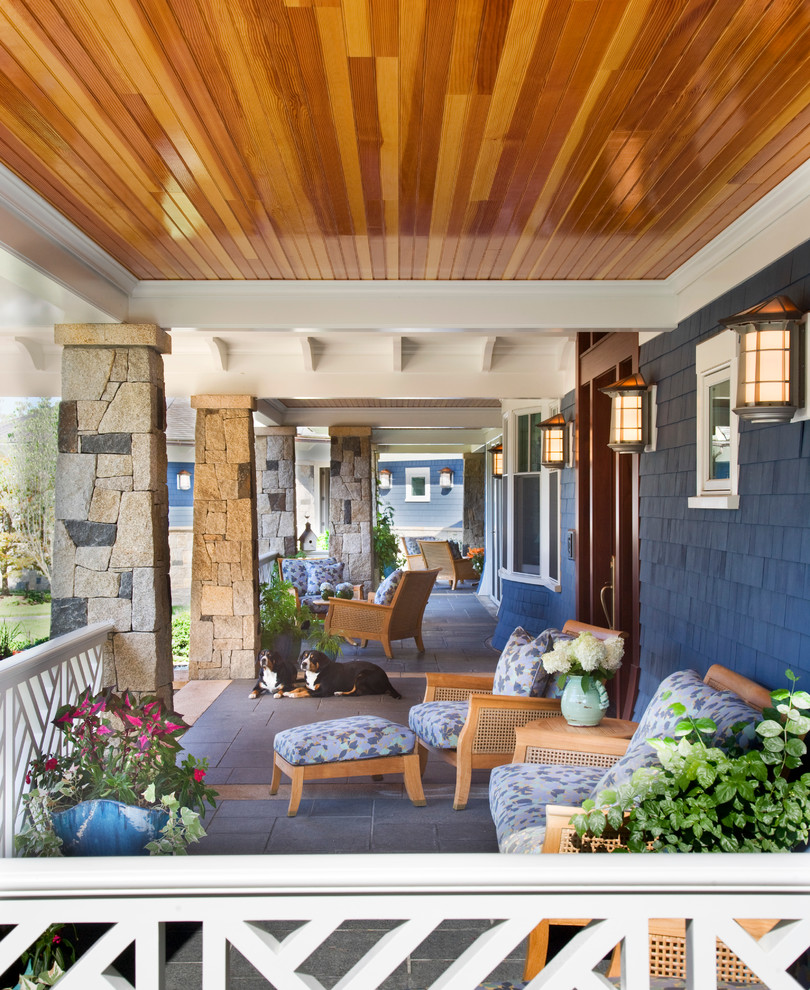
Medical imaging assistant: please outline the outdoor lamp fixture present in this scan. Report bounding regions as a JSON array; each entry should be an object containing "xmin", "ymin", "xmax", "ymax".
[
  {"xmin": 489, "ymin": 443, "xmax": 504, "ymax": 478},
  {"xmin": 600, "ymin": 373, "xmax": 656, "ymax": 453},
  {"xmin": 537, "ymin": 413, "xmax": 569, "ymax": 469},
  {"xmin": 176, "ymin": 469, "xmax": 191, "ymax": 490},
  {"xmin": 378, "ymin": 468, "xmax": 392, "ymax": 489},
  {"xmin": 719, "ymin": 295, "xmax": 805, "ymax": 423},
  {"xmin": 439, "ymin": 466, "xmax": 454, "ymax": 488}
]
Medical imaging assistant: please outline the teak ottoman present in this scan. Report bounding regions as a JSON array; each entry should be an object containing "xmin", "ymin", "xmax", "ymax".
[{"xmin": 271, "ymin": 715, "xmax": 428, "ymax": 816}]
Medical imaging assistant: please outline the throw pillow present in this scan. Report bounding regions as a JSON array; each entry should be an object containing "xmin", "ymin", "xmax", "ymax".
[
  {"xmin": 448, "ymin": 540, "xmax": 463, "ymax": 559},
  {"xmin": 280, "ymin": 558, "xmax": 309, "ymax": 596},
  {"xmin": 493, "ymin": 627, "xmax": 546, "ymax": 696},
  {"xmin": 305, "ymin": 559, "xmax": 345, "ymax": 596},
  {"xmin": 404, "ymin": 537, "xmax": 422, "ymax": 555},
  {"xmin": 529, "ymin": 628, "xmax": 575, "ymax": 697},
  {"xmin": 374, "ymin": 568, "xmax": 403, "ymax": 605}
]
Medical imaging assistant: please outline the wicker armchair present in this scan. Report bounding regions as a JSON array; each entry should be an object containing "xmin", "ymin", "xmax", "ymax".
[
  {"xmin": 418, "ymin": 540, "xmax": 478, "ymax": 589},
  {"xmin": 409, "ymin": 620, "xmax": 621, "ymax": 811},
  {"xmin": 399, "ymin": 537, "xmax": 426, "ymax": 571},
  {"xmin": 324, "ymin": 568, "xmax": 439, "ymax": 659}
]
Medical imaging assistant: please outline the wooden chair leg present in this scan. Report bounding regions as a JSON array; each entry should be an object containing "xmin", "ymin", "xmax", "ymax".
[
  {"xmin": 382, "ymin": 637, "xmax": 394, "ymax": 659},
  {"xmin": 417, "ymin": 742, "xmax": 429, "ymax": 776},
  {"xmin": 523, "ymin": 920, "xmax": 550, "ymax": 980},
  {"xmin": 403, "ymin": 753, "xmax": 427, "ymax": 807},
  {"xmin": 414, "ymin": 632, "xmax": 425, "ymax": 653},
  {"xmin": 270, "ymin": 757, "xmax": 282, "ymax": 795},
  {"xmin": 453, "ymin": 752, "xmax": 472, "ymax": 810},
  {"xmin": 287, "ymin": 768, "xmax": 304, "ymax": 817}
]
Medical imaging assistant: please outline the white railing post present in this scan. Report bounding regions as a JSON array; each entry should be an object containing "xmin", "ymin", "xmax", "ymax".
[{"xmin": 0, "ymin": 622, "xmax": 113, "ymax": 857}]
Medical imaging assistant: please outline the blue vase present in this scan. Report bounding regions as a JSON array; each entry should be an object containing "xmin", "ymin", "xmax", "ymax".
[
  {"xmin": 51, "ymin": 800, "xmax": 169, "ymax": 856},
  {"xmin": 560, "ymin": 675, "xmax": 609, "ymax": 726}
]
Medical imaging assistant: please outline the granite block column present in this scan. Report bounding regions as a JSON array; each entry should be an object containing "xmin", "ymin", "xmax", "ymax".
[
  {"xmin": 255, "ymin": 426, "xmax": 297, "ymax": 559},
  {"xmin": 51, "ymin": 323, "xmax": 173, "ymax": 704},
  {"xmin": 463, "ymin": 451, "xmax": 486, "ymax": 551},
  {"xmin": 329, "ymin": 426, "xmax": 373, "ymax": 589},
  {"xmin": 189, "ymin": 395, "xmax": 260, "ymax": 680}
]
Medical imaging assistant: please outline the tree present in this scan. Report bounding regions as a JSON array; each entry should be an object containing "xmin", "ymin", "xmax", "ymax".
[{"xmin": 0, "ymin": 399, "xmax": 58, "ymax": 583}]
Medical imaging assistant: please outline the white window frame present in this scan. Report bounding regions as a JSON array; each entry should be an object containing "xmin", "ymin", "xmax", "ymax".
[
  {"xmin": 404, "ymin": 467, "xmax": 430, "ymax": 502},
  {"xmin": 688, "ymin": 329, "xmax": 740, "ymax": 510},
  {"xmin": 500, "ymin": 401, "xmax": 561, "ymax": 592}
]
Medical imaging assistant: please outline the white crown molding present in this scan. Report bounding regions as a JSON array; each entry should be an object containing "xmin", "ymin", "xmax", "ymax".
[
  {"xmin": 0, "ymin": 164, "xmax": 137, "ymax": 295},
  {"xmin": 669, "ymin": 158, "xmax": 810, "ymax": 321}
]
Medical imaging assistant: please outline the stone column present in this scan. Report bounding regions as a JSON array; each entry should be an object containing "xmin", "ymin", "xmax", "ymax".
[
  {"xmin": 189, "ymin": 395, "xmax": 259, "ymax": 680},
  {"xmin": 255, "ymin": 426, "xmax": 297, "ymax": 559},
  {"xmin": 463, "ymin": 451, "xmax": 486, "ymax": 551},
  {"xmin": 51, "ymin": 323, "xmax": 173, "ymax": 704},
  {"xmin": 329, "ymin": 427, "xmax": 373, "ymax": 589}
]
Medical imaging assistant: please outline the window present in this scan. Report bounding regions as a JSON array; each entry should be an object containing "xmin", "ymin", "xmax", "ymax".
[
  {"xmin": 405, "ymin": 468, "xmax": 430, "ymax": 502},
  {"xmin": 689, "ymin": 330, "xmax": 740, "ymax": 510},
  {"xmin": 508, "ymin": 407, "xmax": 561, "ymax": 589}
]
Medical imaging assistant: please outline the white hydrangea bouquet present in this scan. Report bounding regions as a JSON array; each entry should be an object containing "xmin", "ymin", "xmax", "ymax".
[{"xmin": 542, "ymin": 631, "xmax": 625, "ymax": 691}]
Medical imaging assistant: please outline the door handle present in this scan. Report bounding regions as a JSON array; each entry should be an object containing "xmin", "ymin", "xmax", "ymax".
[{"xmin": 599, "ymin": 555, "xmax": 615, "ymax": 629}]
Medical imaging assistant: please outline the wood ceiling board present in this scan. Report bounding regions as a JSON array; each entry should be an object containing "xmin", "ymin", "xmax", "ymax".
[{"xmin": 1, "ymin": 0, "xmax": 810, "ymax": 282}]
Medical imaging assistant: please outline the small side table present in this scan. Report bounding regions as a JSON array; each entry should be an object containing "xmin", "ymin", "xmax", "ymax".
[{"xmin": 513, "ymin": 715, "xmax": 637, "ymax": 769}]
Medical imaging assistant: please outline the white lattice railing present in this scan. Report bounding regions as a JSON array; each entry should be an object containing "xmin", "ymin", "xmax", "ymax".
[
  {"xmin": 0, "ymin": 622, "xmax": 113, "ymax": 858},
  {"xmin": 0, "ymin": 855, "xmax": 807, "ymax": 989}
]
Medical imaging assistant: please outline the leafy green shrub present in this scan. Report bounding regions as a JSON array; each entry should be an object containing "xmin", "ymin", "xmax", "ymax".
[
  {"xmin": 171, "ymin": 611, "xmax": 190, "ymax": 658},
  {"xmin": 0, "ymin": 620, "xmax": 24, "ymax": 659},
  {"xmin": 574, "ymin": 671, "xmax": 810, "ymax": 853}
]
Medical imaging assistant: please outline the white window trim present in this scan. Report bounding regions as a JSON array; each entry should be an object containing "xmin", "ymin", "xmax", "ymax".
[
  {"xmin": 404, "ymin": 467, "xmax": 430, "ymax": 502},
  {"xmin": 501, "ymin": 401, "xmax": 562, "ymax": 591},
  {"xmin": 688, "ymin": 329, "xmax": 740, "ymax": 511}
]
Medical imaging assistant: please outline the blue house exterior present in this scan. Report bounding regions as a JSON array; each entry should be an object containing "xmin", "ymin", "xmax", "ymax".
[
  {"xmin": 495, "ymin": 238, "xmax": 810, "ymax": 718},
  {"xmin": 378, "ymin": 456, "xmax": 465, "ymax": 538}
]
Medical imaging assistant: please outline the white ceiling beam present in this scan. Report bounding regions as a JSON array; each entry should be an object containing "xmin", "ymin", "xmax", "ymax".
[
  {"xmin": 254, "ymin": 398, "xmax": 286, "ymax": 426},
  {"xmin": 373, "ymin": 427, "xmax": 501, "ymax": 447},
  {"xmin": 287, "ymin": 406, "xmax": 502, "ymax": 429}
]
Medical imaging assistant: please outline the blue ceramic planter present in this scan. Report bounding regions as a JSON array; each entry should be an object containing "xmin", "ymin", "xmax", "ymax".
[{"xmin": 51, "ymin": 800, "xmax": 169, "ymax": 856}]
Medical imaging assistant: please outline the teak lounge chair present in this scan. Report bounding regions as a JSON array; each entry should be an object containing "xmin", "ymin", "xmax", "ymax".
[
  {"xmin": 418, "ymin": 540, "xmax": 478, "ymax": 589},
  {"xmin": 324, "ymin": 568, "xmax": 439, "ymax": 659},
  {"xmin": 409, "ymin": 619, "xmax": 622, "ymax": 810}
]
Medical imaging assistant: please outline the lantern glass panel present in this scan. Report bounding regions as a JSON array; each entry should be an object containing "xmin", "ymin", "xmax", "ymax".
[
  {"xmin": 611, "ymin": 395, "xmax": 643, "ymax": 445},
  {"xmin": 739, "ymin": 327, "xmax": 791, "ymax": 406}
]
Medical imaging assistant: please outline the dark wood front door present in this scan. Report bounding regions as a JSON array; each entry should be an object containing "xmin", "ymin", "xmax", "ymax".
[{"xmin": 577, "ymin": 333, "xmax": 640, "ymax": 719}]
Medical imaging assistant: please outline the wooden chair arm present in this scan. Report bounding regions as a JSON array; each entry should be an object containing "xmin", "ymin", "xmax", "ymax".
[
  {"xmin": 512, "ymin": 723, "xmax": 633, "ymax": 765},
  {"xmin": 422, "ymin": 672, "xmax": 495, "ymax": 702},
  {"xmin": 541, "ymin": 805, "xmax": 587, "ymax": 853}
]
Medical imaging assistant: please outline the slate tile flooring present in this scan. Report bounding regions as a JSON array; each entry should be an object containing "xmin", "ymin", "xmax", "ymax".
[{"xmin": 178, "ymin": 587, "xmax": 503, "ymax": 856}]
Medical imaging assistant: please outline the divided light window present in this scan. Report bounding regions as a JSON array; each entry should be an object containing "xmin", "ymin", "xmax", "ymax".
[
  {"xmin": 511, "ymin": 409, "xmax": 561, "ymax": 586},
  {"xmin": 405, "ymin": 467, "xmax": 431, "ymax": 502}
]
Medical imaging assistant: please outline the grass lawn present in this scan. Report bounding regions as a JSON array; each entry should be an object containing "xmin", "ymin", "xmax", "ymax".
[{"xmin": 0, "ymin": 595, "xmax": 50, "ymax": 646}]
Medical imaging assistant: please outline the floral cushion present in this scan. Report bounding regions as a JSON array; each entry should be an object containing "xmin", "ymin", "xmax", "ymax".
[
  {"xmin": 300, "ymin": 595, "xmax": 329, "ymax": 615},
  {"xmin": 408, "ymin": 701, "xmax": 468, "ymax": 749},
  {"xmin": 588, "ymin": 669, "xmax": 761, "ymax": 798},
  {"xmin": 529, "ymin": 628, "xmax": 575, "ymax": 697},
  {"xmin": 274, "ymin": 715, "xmax": 415, "ymax": 766},
  {"xmin": 404, "ymin": 537, "xmax": 431, "ymax": 555},
  {"xmin": 280, "ymin": 558, "xmax": 309, "ymax": 596},
  {"xmin": 489, "ymin": 762, "xmax": 604, "ymax": 850},
  {"xmin": 305, "ymin": 559, "xmax": 345, "ymax": 595},
  {"xmin": 374, "ymin": 568, "xmax": 403, "ymax": 605},
  {"xmin": 492, "ymin": 627, "xmax": 556, "ymax": 697}
]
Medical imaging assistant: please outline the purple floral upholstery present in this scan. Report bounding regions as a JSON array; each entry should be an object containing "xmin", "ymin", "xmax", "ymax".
[
  {"xmin": 274, "ymin": 715, "xmax": 416, "ymax": 766},
  {"xmin": 280, "ymin": 558, "xmax": 309, "ymax": 596},
  {"xmin": 488, "ymin": 762, "xmax": 604, "ymax": 851},
  {"xmin": 405, "ymin": 536, "xmax": 433, "ymax": 554},
  {"xmin": 408, "ymin": 701, "xmax": 468, "ymax": 749},
  {"xmin": 305, "ymin": 559, "xmax": 345, "ymax": 595},
  {"xmin": 300, "ymin": 595, "xmax": 329, "ymax": 615},
  {"xmin": 492, "ymin": 627, "xmax": 566, "ymax": 697},
  {"xmin": 374, "ymin": 568, "xmax": 403, "ymax": 605}
]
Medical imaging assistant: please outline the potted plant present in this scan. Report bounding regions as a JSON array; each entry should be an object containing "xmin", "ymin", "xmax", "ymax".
[
  {"xmin": 258, "ymin": 577, "xmax": 343, "ymax": 659},
  {"xmin": 573, "ymin": 671, "xmax": 810, "ymax": 852},
  {"xmin": 2, "ymin": 923, "xmax": 76, "ymax": 989},
  {"xmin": 541, "ymin": 631, "xmax": 625, "ymax": 726},
  {"xmin": 373, "ymin": 498, "xmax": 401, "ymax": 579},
  {"xmin": 16, "ymin": 688, "xmax": 218, "ymax": 857}
]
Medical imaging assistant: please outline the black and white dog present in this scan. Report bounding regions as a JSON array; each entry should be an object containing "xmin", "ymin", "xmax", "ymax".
[
  {"xmin": 288, "ymin": 650, "xmax": 402, "ymax": 699},
  {"xmin": 249, "ymin": 649, "xmax": 300, "ymax": 699}
]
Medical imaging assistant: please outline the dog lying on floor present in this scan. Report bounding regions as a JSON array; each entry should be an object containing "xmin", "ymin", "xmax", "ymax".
[
  {"xmin": 249, "ymin": 649, "xmax": 300, "ymax": 698},
  {"xmin": 288, "ymin": 650, "xmax": 403, "ymax": 699}
]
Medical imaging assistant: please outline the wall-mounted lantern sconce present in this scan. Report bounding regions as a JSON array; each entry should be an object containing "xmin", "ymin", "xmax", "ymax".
[
  {"xmin": 719, "ymin": 295, "xmax": 805, "ymax": 423},
  {"xmin": 489, "ymin": 443, "xmax": 504, "ymax": 478},
  {"xmin": 439, "ymin": 466, "xmax": 454, "ymax": 488},
  {"xmin": 600, "ymin": 373, "xmax": 657, "ymax": 453},
  {"xmin": 176, "ymin": 469, "xmax": 191, "ymax": 490},
  {"xmin": 378, "ymin": 468, "xmax": 392, "ymax": 489},
  {"xmin": 537, "ymin": 413, "xmax": 570, "ymax": 469}
]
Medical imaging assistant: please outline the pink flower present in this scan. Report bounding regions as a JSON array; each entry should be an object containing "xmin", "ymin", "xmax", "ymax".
[
  {"xmin": 52, "ymin": 935, "xmax": 61, "ymax": 944},
  {"xmin": 25, "ymin": 773, "xmax": 31, "ymax": 784},
  {"xmin": 44, "ymin": 757, "xmax": 58, "ymax": 771},
  {"xmin": 193, "ymin": 768, "xmax": 206, "ymax": 782}
]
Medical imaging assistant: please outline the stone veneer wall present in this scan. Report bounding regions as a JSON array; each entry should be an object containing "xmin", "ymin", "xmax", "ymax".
[
  {"xmin": 51, "ymin": 323, "xmax": 173, "ymax": 703},
  {"xmin": 462, "ymin": 451, "xmax": 485, "ymax": 551},
  {"xmin": 329, "ymin": 427, "xmax": 373, "ymax": 589},
  {"xmin": 255, "ymin": 426, "xmax": 297, "ymax": 560},
  {"xmin": 189, "ymin": 395, "xmax": 260, "ymax": 680}
]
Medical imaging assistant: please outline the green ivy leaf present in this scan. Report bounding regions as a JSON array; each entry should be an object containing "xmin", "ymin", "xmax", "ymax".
[{"xmin": 755, "ymin": 719, "xmax": 784, "ymax": 738}]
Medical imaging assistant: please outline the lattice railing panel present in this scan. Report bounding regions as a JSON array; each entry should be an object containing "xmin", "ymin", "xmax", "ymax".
[
  {"xmin": 0, "ymin": 623, "xmax": 111, "ymax": 857},
  {"xmin": 0, "ymin": 860, "xmax": 806, "ymax": 990}
]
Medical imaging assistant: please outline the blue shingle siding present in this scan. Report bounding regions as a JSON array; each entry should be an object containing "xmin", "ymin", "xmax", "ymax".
[{"xmin": 636, "ymin": 237, "xmax": 810, "ymax": 718}]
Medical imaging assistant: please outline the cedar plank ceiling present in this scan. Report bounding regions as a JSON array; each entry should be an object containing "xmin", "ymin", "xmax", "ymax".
[{"xmin": 1, "ymin": 0, "xmax": 810, "ymax": 282}]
